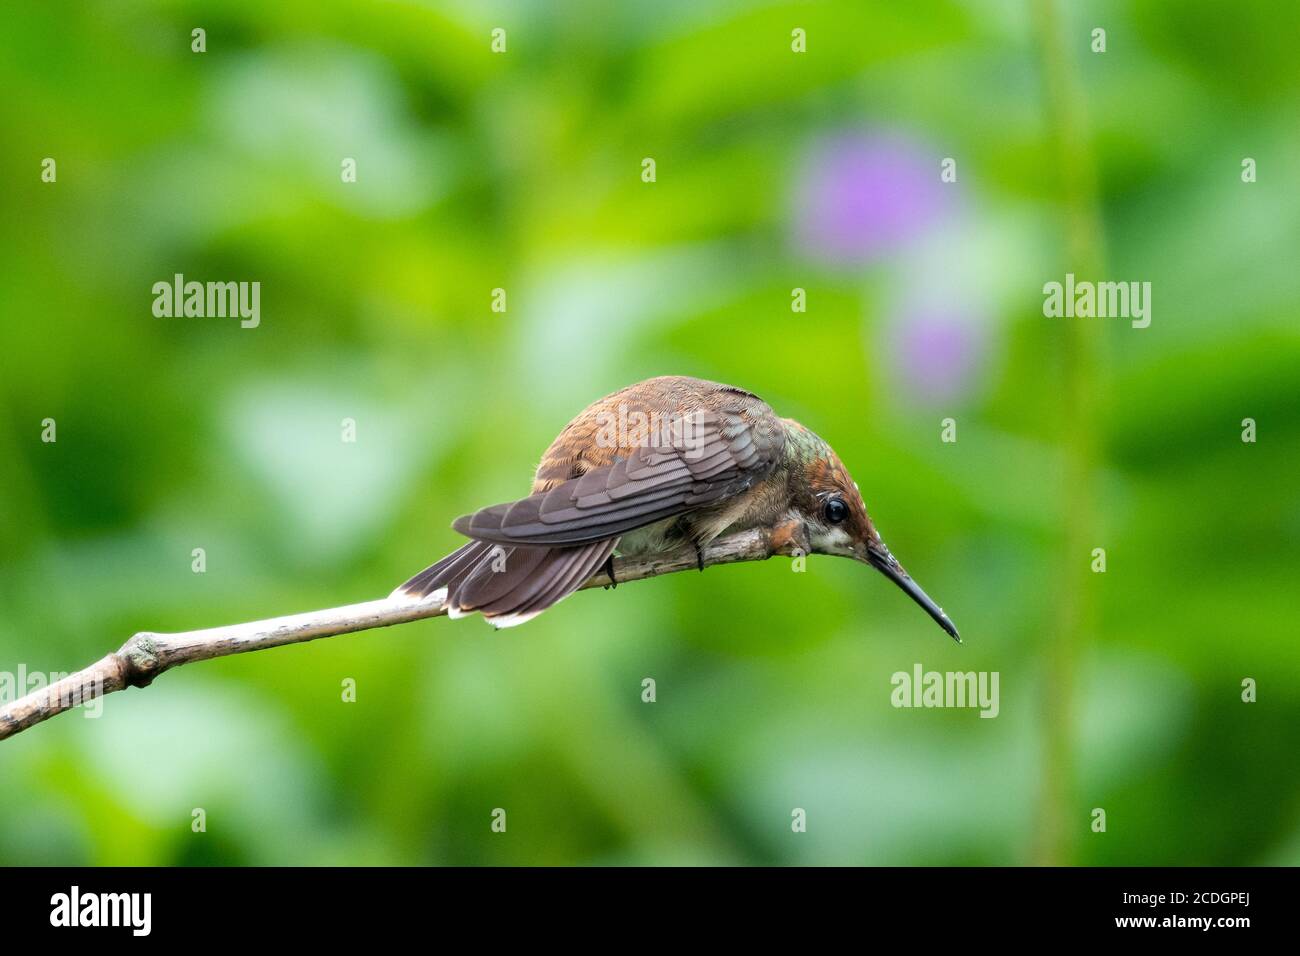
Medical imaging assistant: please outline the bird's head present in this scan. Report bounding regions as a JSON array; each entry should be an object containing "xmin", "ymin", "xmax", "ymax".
[{"xmin": 784, "ymin": 420, "xmax": 961, "ymax": 643}]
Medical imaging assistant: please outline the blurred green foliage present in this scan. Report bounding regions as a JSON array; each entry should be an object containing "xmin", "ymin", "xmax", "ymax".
[{"xmin": 1, "ymin": 0, "xmax": 1297, "ymax": 866}]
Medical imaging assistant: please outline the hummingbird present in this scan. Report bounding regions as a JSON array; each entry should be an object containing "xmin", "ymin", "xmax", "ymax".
[{"xmin": 396, "ymin": 375, "xmax": 960, "ymax": 642}]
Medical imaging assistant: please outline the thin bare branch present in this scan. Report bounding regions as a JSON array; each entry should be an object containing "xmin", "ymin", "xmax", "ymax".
[{"xmin": 0, "ymin": 528, "xmax": 791, "ymax": 742}]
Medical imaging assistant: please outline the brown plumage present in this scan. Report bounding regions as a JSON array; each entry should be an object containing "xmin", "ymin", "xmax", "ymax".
[{"xmin": 396, "ymin": 375, "xmax": 960, "ymax": 640}]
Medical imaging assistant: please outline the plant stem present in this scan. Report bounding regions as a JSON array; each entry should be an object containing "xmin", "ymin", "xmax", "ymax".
[{"xmin": 1031, "ymin": 0, "xmax": 1107, "ymax": 866}]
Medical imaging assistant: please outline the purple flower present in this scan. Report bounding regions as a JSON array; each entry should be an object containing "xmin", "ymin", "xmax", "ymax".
[
  {"xmin": 890, "ymin": 308, "xmax": 986, "ymax": 406},
  {"xmin": 793, "ymin": 131, "xmax": 950, "ymax": 264}
]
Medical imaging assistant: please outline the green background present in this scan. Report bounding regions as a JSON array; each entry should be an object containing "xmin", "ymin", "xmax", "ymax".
[{"xmin": 1, "ymin": 0, "xmax": 1297, "ymax": 866}]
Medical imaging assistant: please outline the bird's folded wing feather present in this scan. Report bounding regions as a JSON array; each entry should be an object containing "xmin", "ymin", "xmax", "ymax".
[{"xmin": 453, "ymin": 410, "xmax": 781, "ymax": 546}]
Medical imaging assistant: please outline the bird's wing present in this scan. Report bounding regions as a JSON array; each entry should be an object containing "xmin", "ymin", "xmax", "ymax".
[{"xmin": 453, "ymin": 409, "xmax": 783, "ymax": 546}]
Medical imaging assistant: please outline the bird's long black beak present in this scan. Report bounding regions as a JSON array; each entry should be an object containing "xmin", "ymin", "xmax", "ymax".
[{"xmin": 865, "ymin": 543, "xmax": 961, "ymax": 644}]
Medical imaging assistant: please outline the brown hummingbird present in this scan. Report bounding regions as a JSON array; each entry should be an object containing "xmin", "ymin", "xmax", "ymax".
[{"xmin": 396, "ymin": 375, "xmax": 960, "ymax": 641}]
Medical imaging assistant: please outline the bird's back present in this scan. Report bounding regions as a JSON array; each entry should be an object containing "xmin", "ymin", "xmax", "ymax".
[{"xmin": 532, "ymin": 376, "xmax": 778, "ymax": 493}]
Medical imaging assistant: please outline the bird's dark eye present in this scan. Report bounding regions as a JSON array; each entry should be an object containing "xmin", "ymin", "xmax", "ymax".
[{"xmin": 823, "ymin": 497, "xmax": 849, "ymax": 524}]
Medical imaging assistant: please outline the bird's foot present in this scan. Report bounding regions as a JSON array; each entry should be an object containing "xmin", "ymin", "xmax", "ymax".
[
  {"xmin": 602, "ymin": 554, "xmax": 618, "ymax": 589},
  {"xmin": 694, "ymin": 543, "xmax": 706, "ymax": 573}
]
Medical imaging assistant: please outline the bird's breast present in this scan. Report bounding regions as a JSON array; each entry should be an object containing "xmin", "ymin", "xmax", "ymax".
[{"xmin": 615, "ymin": 518, "xmax": 682, "ymax": 557}]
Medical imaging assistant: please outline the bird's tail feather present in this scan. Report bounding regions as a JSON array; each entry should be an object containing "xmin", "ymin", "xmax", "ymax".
[
  {"xmin": 396, "ymin": 540, "xmax": 494, "ymax": 599},
  {"xmin": 483, "ymin": 538, "xmax": 616, "ymax": 628},
  {"xmin": 394, "ymin": 538, "xmax": 617, "ymax": 628}
]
